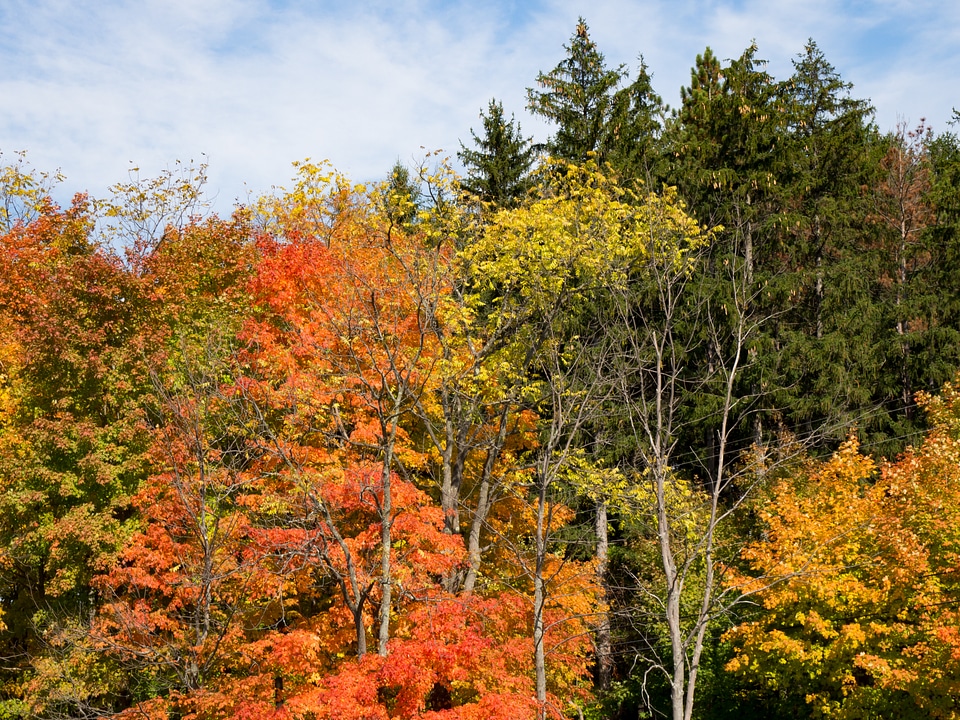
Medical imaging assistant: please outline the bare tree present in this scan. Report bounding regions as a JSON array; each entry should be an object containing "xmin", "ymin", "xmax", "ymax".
[{"xmin": 597, "ymin": 199, "xmax": 781, "ymax": 720}]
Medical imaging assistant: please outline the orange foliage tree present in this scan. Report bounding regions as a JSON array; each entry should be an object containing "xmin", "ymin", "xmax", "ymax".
[
  {"xmin": 212, "ymin": 163, "xmax": 580, "ymax": 719},
  {"xmin": 0, "ymin": 157, "xmax": 602, "ymax": 719},
  {"xmin": 725, "ymin": 376, "xmax": 960, "ymax": 718}
]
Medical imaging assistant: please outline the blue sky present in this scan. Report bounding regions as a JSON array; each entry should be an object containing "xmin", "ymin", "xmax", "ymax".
[{"xmin": 1, "ymin": 0, "xmax": 957, "ymax": 213}]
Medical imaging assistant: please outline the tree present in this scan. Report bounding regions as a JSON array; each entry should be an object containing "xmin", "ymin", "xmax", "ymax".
[
  {"xmin": 251, "ymin": 162, "xmax": 449, "ymax": 658},
  {"xmin": 234, "ymin": 161, "xmax": 586, "ymax": 719},
  {"xmin": 458, "ymin": 99, "xmax": 536, "ymax": 207},
  {"xmin": 725, "ymin": 378, "xmax": 960, "ymax": 718},
  {"xmin": 5, "ymin": 202, "xmax": 260, "ymax": 718},
  {"xmin": 869, "ymin": 121, "xmax": 935, "ymax": 431},
  {"xmin": 383, "ymin": 160, "xmax": 422, "ymax": 226},
  {"xmin": 663, "ymin": 42, "xmax": 786, "ymax": 466},
  {"xmin": 462, "ymin": 161, "xmax": 649, "ymax": 716},
  {"xmin": 916, "ymin": 129, "xmax": 960, "ymax": 396},
  {"xmin": 466, "ymin": 160, "xmax": 747, "ymax": 719},
  {"xmin": 90, "ymin": 334, "xmax": 277, "ymax": 719},
  {"xmin": 0, "ymin": 195, "xmax": 155, "ymax": 718},
  {"xmin": 97, "ymin": 158, "xmax": 212, "ymax": 256},
  {"xmin": 775, "ymin": 40, "xmax": 880, "ymax": 449},
  {"xmin": 668, "ymin": 43, "xmax": 782, "ymax": 278},
  {"xmin": 527, "ymin": 18, "xmax": 625, "ymax": 165},
  {"xmin": 607, "ymin": 57, "xmax": 666, "ymax": 186},
  {"xmin": 0, "ymin": 150, "xmax": 65, "ymax": 231},
  {"xmin": 599, "ymin": 200, "xmax": 773, "ymax": 720}
]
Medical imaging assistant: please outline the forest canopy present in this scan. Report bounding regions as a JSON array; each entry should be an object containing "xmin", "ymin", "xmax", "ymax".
[{"xmin": 2, "ymin": 20, "xmax": 960, "ymax": 720}]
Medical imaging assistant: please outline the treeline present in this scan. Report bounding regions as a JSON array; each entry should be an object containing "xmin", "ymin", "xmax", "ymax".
[
  {"xmin": 460, "ymin": 20, "xmax": 960, "ymax": 463},
  {"xmin": 0, "ymin": 19, "xmax": 959, "ymax": 720}
]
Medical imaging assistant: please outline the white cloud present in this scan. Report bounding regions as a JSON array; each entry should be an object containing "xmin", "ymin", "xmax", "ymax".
[{"xmin": 0, "ymin": 0, "xmax": 956, "ymax": 214}]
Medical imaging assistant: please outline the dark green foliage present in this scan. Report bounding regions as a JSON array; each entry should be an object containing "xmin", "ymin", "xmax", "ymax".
[
  {"xmin": 919, "ymin": 130, "xmax": 960, "ymax": 390},
  {"xmin": 662, "ymin": 43, "xmax": 788, "ymax": 474},
  {"xmin": 607, "ymin": 58, "xmax": 666, "ymax": 186},
  {"xmin": 457, "ymin": 99, "xmax": 536, "ymax": 206},
  {"xmin": 384, "ymin": 159, "xmax": 421, "ymax": 225},
  {"xmin": 527, "ymin": 18, "xmax": 625, "ymax": 164},
  {"xmin": 772, "ymin": 41, "xmax": 890, "ymax": 450},
  {"xmin": 526, "ymin": 18, "xmax": 667, "ymax": 186},
  {"xmin": 668, "ymin": 44, "xmax": 782, "ymax": 233}
]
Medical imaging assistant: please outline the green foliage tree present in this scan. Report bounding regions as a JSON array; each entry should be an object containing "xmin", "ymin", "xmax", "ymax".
[
  {"xmin": 607, "ymin": 57, "xmax": 666, "ymax": 185},
  {"xmin": 661, "ymin": 42, "xmax": 785, "ymax": 476},
  {"xmin": 458, "ymin": 98, "xmax": 536, "ymax": 206},
  {"xmin": 918, "ymin": 129, "xmax": 960, "ymax": 391},
  {"xmin": 527, "ymin": 18, "xmax": 625, "ymax": 165},
  {"xmin": 774, "ymin": 40, "xmax": 881, "ymax": 447},
  {"xmin": 384, "ymin": 159, "xmax": 421, "ymax": 226},
  {"xmin": 0, "ymin": 197, "xmax": 154, "ymax": 717}
]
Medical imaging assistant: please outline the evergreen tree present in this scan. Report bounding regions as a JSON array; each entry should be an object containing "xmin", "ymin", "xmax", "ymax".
[
  {"xmin": 384, "ymin": 159, "xmax": 421, "ymax": 226},
  {"xmin": 668, "ymin": 44, "xmax": 781, "ymax": 238},
  {"xmin": 457, "ymin": 99, "xmax": 536, "ymax": 206},
  {"xmin": 607, "ymin": 57, "xmax": 667, "ymax": 185},
  {"xmin": 775, "ymin": 40, "xmax": 881, "ymax": 449},
  {"xmin": 663, "ymin": 43, "xmax": 785, "ymax": 468},
  {"xmin": 527, "ymin": 18, "xmax": 624, "ymax": 164}
]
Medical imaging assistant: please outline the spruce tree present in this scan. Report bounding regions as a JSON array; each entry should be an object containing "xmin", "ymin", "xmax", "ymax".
[
  {"xmin": 668, "ymin": 45, "xmax": 781, "ymax": 234},
  {"xmin": 384, "ymin": 159, "xmax": 421, "ymax": 226},
  {"xmin": 527, "ymin": 18, "xmax": 624, "ymax": 164},
  {"xmin": 776, "ymin": 40, "xmax": 881, "ymax": 448},
  {"xmin": 457, "ymin": 99, "xmax": 536, "ymax": 206},
  {"xmin": 663, "ymin": 43, "xmax": 785, "ymax": 465},
  {"xmin": 607, "ymin": 58, "xmax": 667, "ymax": 185}
]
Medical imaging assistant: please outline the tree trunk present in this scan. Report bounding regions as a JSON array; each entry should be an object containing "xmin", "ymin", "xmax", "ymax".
[
  {"xmin": 378, "ymin": 426, "xmax": 397, "ymax": 657},
  {"xmin": 595, "ymin": 501, "xmax": 612, "ymax": 690},
  {"xmin": 463, "ymin": 408, "xmax": 509, "ymax": 594},
  {"xmin": 533, "ymin": 475, "xmax": 549, "ymax": 720}
]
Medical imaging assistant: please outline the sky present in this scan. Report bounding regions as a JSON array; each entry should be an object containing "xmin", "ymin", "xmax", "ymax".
[{"xmin": 1, "ymin": 0, "xmax": 957, "ymax": 214}]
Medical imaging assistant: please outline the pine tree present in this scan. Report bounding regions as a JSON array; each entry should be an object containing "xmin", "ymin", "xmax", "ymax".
[{"xmin": 457, "ymin": 99, "xmax": 536, "ymax": 206}]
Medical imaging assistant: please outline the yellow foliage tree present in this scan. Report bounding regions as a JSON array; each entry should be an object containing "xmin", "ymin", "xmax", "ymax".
[{"xmin": 726, "ymin": 379, "xmax": 960, "ymax": 718}]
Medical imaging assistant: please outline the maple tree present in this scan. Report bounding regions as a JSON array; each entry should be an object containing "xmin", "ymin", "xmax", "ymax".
[
  {"xmin": 249, "ymin": 160, "xmax": 454, "ymax": 654},
  {"xmin": 725, "ymin": 376, "xmax": 960, "ymax": 718},
  {"xmin": 217, "ymin": 161, "xmax": 589, "ymax": 719},
  {"xmin": 0, "ymin": 193, "xmax": 156, "ymax": 717},
  {"xmin": 91, "ymin": 342, "xmax": 275, "ymax": 717}
]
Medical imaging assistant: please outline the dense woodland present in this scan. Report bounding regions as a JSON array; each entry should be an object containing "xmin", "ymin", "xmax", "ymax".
[{"xmin": 3, "ymin": 18, "xmax": 960, "ymax": 720}]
